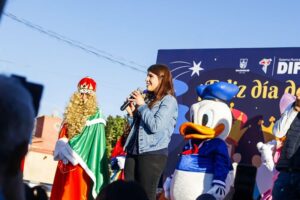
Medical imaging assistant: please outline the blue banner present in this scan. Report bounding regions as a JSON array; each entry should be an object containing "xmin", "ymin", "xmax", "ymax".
[{"xmin": 157, "ymin": 48, "xmax": 300, "ymax": 198}]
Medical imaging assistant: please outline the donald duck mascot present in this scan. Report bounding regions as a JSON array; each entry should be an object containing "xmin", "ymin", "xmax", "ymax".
[{"xmin": 165, "ymin": 82, "xmax": 239, "ymax": 200}]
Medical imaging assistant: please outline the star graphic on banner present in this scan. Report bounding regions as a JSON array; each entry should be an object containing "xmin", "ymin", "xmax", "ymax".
[{"xmin": 189, "ymin": 61, "xmax": 204, "ymax": 77}]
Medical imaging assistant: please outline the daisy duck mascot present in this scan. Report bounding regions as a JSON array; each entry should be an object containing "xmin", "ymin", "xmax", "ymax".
[
  {"xmin": 256, "ymin": 93, "xmax": 296, "ymax": 200},
  {"xmin": 164, "ymin": 81, "xmax": 239, "ymax": 200}
]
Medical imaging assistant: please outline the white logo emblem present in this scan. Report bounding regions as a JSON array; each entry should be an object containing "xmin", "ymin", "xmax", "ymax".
[
  {"xmin": 240, "ymin": 58, "xmax": 248, "ymax": 69},
  {"xmin": 235, "ymin": 58, "xmax": 250, "ymax": 74}
]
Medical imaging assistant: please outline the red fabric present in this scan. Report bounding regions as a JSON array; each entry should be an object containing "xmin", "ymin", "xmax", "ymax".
[
  {"xmin": 51, "ymin": 161, "xmax": 91, "ymax": 200},
  {"xmin": 182, "ymin": 144, "xmax": 200, "ymax": 155},
  {"xmin": 78, "ymin": 77, "xmax": 96, "ymax": 91},
  {"xmin": 110, "ymin": 135, "xmax": 127, "ymax": 181},
  {"xmin": 110, "ymin": 135, "xmax": 126, "ymax": 158},
  {"xmin": 50, "ymin": 124, "xmax": 92, "ymax": 200},
  {"xmin": 20, "ymin": 157, "xmax": 25, "ymax": 172}
]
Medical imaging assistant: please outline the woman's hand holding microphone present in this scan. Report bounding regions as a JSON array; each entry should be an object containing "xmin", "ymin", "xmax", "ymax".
[{"xmin": 126, "ymin": 89, "xmax": 146, "ymax": 117}]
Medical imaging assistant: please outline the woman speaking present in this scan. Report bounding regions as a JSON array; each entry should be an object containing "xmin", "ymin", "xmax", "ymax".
[{"xmin": 124, "ymin": 64, "xmax": 178, "ymax": 200}]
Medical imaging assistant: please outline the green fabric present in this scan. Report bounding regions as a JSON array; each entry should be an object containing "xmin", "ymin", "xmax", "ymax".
[{"xmin": 69, "ymin": 110, "xmax": 109, "ymax": 197}]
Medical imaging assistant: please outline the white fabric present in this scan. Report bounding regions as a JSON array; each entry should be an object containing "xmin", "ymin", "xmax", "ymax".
[
  {"xmin": 207, "ymin": 185, "xmax": 226, "ymax": 200},
  {"xmin": 256, "ymin": 140, "xmax": 277, "ymax": 194},
  {"xmin": 273, "ymin": 103, "xmax": 298, "ymax": 138},
  {"xmin": 86, "ymin": 118, "xmax": 106, "ymax": 126},
  {"xmin": 116, "ymin": 156, "xmax": 125, "ymax": 169},
  {"xmin": 170, "ymin": 170, "xmax": 213, "ymax": 200},
  {"xmin": 53, "ymin": 137, "xmax": 79, "ymax": 165},
  {"xmin": 256, "ymin": 163, "xmax": 275, "ymax": 194},
  {"xmin": 257, "ymin": 140, "xmax": 276, "ymax": 171},
  {"xmin": 212, "ymin": 180, "xmax": 226, "ymax": 187},
  {"xmin": 170, "ymin": 169, "xmax": 234, "ymax": 200}
]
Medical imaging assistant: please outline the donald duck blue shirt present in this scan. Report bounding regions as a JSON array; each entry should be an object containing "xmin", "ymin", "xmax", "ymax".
[{"xmin": 179, "ymin": 138, "xmax": 233, "ymax": 186}]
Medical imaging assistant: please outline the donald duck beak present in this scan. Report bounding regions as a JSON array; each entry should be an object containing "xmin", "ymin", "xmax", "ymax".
[{"xmin": 179, "ymin": 122, "xmax": 225, "ymax": 140}]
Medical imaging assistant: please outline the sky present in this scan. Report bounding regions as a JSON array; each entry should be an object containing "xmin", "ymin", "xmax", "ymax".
[{"xmin": 1, "ymin": 0, "xmax": 300, "ymax": 118}]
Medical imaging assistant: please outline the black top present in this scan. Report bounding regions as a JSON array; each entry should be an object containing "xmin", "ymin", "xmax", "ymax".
[{"xmin": 276, "ymin": 112, "xmax": 300, "ymax": 171}]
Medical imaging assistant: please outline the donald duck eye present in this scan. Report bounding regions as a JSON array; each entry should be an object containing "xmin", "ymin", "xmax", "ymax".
[
  {"xmin": 202, "ymin": 114, "xmax": 208, "ymax": 126},
  {"xmin": 201, "ymin": 110, "xmax": 213, "ymax": 127}
]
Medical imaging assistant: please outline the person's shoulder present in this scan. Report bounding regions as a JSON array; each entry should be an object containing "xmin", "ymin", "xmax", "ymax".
[{"xmin": 162, "ymin": 94, "xmax": 177, "ymax": 103}]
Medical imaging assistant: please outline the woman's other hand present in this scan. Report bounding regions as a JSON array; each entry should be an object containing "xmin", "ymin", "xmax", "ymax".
[{"xmin": 125, "ymin": 100, "xmax": 135, "ymax": 117}]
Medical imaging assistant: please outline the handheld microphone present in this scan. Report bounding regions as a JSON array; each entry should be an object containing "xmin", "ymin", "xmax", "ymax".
[{"xmin": 120, "ymin": 88, "xmax": 145, "ymax": 111}]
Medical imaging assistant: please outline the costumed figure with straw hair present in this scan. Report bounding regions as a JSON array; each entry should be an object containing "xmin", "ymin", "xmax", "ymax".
[{"xmin": 50, "ymin": 77, "xmax": 109, "ymax": 200}]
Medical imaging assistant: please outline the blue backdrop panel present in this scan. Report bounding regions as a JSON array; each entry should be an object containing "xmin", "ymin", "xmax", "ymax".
[{"xmin": 157, "ymin": 48, "xmax": 300, "ymax": 197}]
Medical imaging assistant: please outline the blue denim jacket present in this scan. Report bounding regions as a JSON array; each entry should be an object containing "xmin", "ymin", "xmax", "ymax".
[{"xmin": 124, "ymin": 94, "xmax": 178, "ymax": 154}]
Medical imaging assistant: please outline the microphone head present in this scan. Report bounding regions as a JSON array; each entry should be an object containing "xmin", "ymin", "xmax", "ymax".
[
  {"xmin": 136, "ymin": 88, "xmax": 148, "ymax": 96},
  {"xmin": 137, "ymin": 87, "xmax": 144, "ymax": 93}
]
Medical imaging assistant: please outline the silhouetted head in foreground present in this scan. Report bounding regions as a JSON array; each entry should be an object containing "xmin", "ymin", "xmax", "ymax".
[
  {"xmin": 25, "ymin": 184, "xmax": 48, "ymax": 200},
  {"xmin": 0, "ymin": 0, "xmax": 6, "ymax": 18},
  {"xmin": 97, "ymin": 180, "xmax": 149, "ymax": 200},
  {"xmin": 0, "ymin": 75, "xmax": 35, "ymax": 200},
  {"xmin": 0, "ymin": 75, "xmax": 35, "ymax": 176}
]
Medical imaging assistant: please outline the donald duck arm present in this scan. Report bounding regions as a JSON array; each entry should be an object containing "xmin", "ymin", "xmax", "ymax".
[{"xmin": 212, "ymin": 139, "xmax": 232, "ymax": 187}]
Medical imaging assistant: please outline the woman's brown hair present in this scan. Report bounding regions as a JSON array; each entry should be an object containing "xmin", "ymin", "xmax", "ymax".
[{"xmin": 147, "ymin": 64, "xmax": 175, "ymax": 108}]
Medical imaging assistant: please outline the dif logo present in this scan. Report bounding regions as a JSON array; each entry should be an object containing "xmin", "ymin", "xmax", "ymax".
[{"xmin": 277, "ymin": 59, "xmax": 300, "ymax": 74}]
